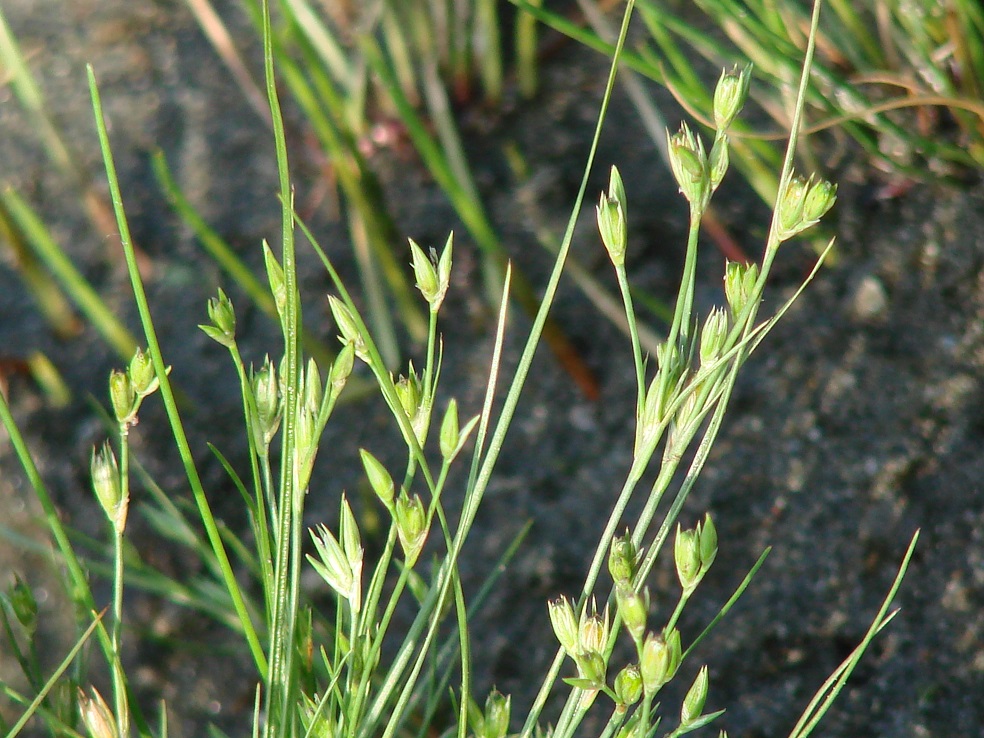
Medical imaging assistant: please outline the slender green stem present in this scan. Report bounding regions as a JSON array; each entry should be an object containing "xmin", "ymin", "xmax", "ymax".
[
  {"xmin": 87, "ymin": 64, "xmax": 265, "ymax": 679},
  {"xmin": 260, "ymin": 0, "xmax": 304, "ymax": 730},
  {"xmin": 662, "ymin": 592, "xmax": 689, "ymax": 635},
  {"xmin": 615, "ymin": 265, "xmax": 646, "ymax": 419},
  {"xmin": 111, "ymin": 430, "xmax": 129, "ymax": 738},
  {"xmin": 662, "ymin": 213, "xmax": 701, "ymax": 371}
]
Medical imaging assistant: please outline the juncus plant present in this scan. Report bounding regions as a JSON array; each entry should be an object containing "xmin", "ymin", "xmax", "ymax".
[{"xmin": 0, "ymin": 2, "xmax": 917, "ymax": 738}]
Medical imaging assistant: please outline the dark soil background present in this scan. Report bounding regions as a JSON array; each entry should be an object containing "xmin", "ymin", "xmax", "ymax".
[{"xmin": 2, "ymin": 2, "xmax": 982, "ymax": 738}]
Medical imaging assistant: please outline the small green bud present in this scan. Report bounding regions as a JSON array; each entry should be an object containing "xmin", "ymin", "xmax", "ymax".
[
  {"xmin": 548, "ymin": 596, "xmax": 579, "ymax": 655},
  {"xmin": 597, "ymin": 166, "xmax": 628, "ymax": 267},
  {"xmin": 439, "ymin": 398, "xmax": 460, "ymax": 461},
  {"xmin": 308, "ymin": 523, "xmax": 356, "ymax": 607},
  {"xmin": 708, "ymin": 135, "xmax": 729, "ymax": 193},
  {"xmin": 200, "ymin": 288, "xmax": 237, "ymax": 348},
  {"xmin": 339, "ymin": 496, "xmax": 363, "ymax": 612},
  {"xmin": 608, "ymin": 533, "xmax": 637, "ymax": 586},
  {"xmin": 577, "ymin": 650, "xmax": 607, "ymax": 686},
  {"xmin": 723, "ymin": 261, "xmax": 759, "ymax": 319},
  {"xmin": 637, "ymin": 341, "xmax": 684, "ymax": 453},
  {"xmin": 409, "ymin": 239, "xmax": 439, "ymax": 308},
  {"xmin": 91, "ymin": 443, "xmax": 127, "ymax": 534},
  {"xmin": 263, "ymin": 241, "xmax": 287, "ymax": 319},
  {"xmin": 614, "ymin": 664, "xmax": 643, "ymax": 709},
  {"xmin": 713, "ymin": 65, "xmax": 751, "ymax": 132},
  {"xmin": 300, "ymin": 691, "xmax": 335, "ymax": 738},
  {"xmin": 394, "ymin": 363, "xmax": 431, "ymax": 446},
  {"xmin": 294, "ymin": 406, "xmax": 318, "ymax": 491},
  {"xmin": 329, "ymin": 343, "xmax": 356, "ymax": 399},
  {"xmin": 303, "ymin": 358, "xmax": 322, "ymax": 415},
  {"xmin": 9, "ymin": 576, "xmax": 38, "ymax": 636},
  {"xmin": 776, "ymin": 174, "xmax": 836, "ymax": 241},
  {"xmin": 437, "ymin": 233, "xmax": 453, "ymax": 303},
  {"xmin": 109, "ymin": 370, "xmax": 135, "ymax": 425},
  {"xmin": 394, "ymin": 365, "xmax": 422, "ymax": 421},
  {"xmin": 128, "ymin": 348, "xmax": 158, "ymax": 398},
  {"xmin": 78, "ymin": 686, "xmax": 119, "ymax": 738},
  {"xmin": 698, "ymin": 513, "xmax": 718, "ymax": 571},
  {"xmin": 251, "ymin": 357, "xmax": 282, "ymax": 451},
  {"xmin": 360, "ymin": 449, "xmax": 395, "ymax": 509},
  {"xmin": 776, "ymin": 175, "xmax": 809, "ymax": 241},
  {"xmin": 483, "ymin": 690, "xmax": 510, "ymax": 738},
  {"xmin": 675, "ymin": 525, "xmax": 702, "ymax": 593},
  {"xmin": 616, "ymin": 586, "xmax": 648, "ymax": 642},
  {"xmin": 681, "ymin": 665, "xmax": 710, "ymax": 725},
  {"xmin": 802, "ymin": 178, "xmax": 837, "ymax": 223},
  {"xmin": 328, "ymin": 295, "xmax": 369, "ymax": 362},
  {"xmin": 699, "ymin": 308, "xmax": 730, "ymax": 367},
  {"xmin": 409, "ymin": 234, "xmax": 453, "ymax": 312},
  {"xmin": 395, "ymin": 492, "xmax": 427, "ymax": 566},
  {"xmin": 578, "ymin": 601, "xmax": 609, "ymax": 655},
  {"xmin": 640, "ymin": 633, "xmax": 669, "ymax": 693},
  {"xmin": 668, "ymin": 123, "xmax": 709, "ymax": 211},
  {"xmin": 640, "ymin": 629, "xmax": 681, "ymax": 693}
]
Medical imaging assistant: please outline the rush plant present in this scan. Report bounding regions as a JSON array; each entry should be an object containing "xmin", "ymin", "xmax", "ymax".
[{"xmin": 0, "ymin": 2, "xmax": 915, "ymax": 738}]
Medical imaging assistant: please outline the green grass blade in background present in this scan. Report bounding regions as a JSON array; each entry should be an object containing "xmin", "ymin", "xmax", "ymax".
[
  {"xmin": 87, "ymin": 64, "xmax": 267, "ymax": 676},
  {"xmin": 0, "ymin": 187, "xmax": 139, "ymax": 360}
]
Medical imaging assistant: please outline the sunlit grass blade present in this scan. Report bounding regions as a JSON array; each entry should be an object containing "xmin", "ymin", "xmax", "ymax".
[
  {"xmin": 681, "ymin": 547, "xmax": 771, "ymax": 660},
  {"xmin": 0, "ymin": 198, "xmax": 80, "ymax": 339},
  {"xmin": 87, "ymin": 64, "xmax": 267, "ymax": 676},
  {"xmin": 0, "ymin": 8, "xmax": 146, "ymax": 268},
  {"xmin": 0, "ymin": 187, "xmax": 139, "ymax": 360},
  {"xmin": 786, "ymin": 530, "xmax": 920, "ymax": 738}
]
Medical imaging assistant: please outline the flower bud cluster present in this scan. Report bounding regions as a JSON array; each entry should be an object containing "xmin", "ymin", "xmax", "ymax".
[
  {"xmin": 698, "ymin": 308, "xmax": 730, "ymax": 367},
  {"xmin": 110, "ymin": 348, "xmax": 163, "ymax": 428},
  {"xmin": 409, "ymin": 233, "xmax": 453, "ymax": 313},
  {"xmin": 307, "ymin": 496, "xmax": 363, "ymax": 612},
  {"xmin": 394, "ymin": 362, "xmax": 431, "ymax": 447},
  {"xmin": 199, "ymin": 288, "xmax": 236, "ymax": 348},
  {"xmin": 723, "ymin": 260, "xmax": 759, "ymax": 320},
  {"xmin": 674, "ymin": 513, "xmax": 718, "ymax": 596},
  {"xmin": 776, "ymin": 173, "xmax": 837, "ymax": 241},
  {"xmin": 668, "ymin": 123, "xmax": 712, "ymax": 212},
  {"xmin": 549, "ymin": 598, "xmax": 612, "ymax": 696}
]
